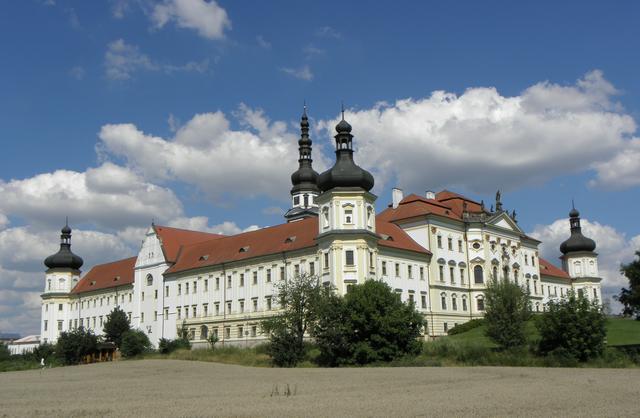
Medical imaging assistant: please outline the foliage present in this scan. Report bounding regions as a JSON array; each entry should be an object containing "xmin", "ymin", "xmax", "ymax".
[
  {"xmin": 0, "ymin": 343, "xmax": 9, "ymax": 361},
  {"xmin": 447, "ymin": 319, "xmax": 485, "ymax": 335},
  {"xmin": 177, "ymin": 320, "xmax": 190, "ymax": 340},
  {"xmin": 55, "ymin": 327, "xmax": 98, "ymax": 365},
  {"xmin": 103, "ymin": 306, "xmax": 131, "ymax": 347},
  {"xmin": 146, "ymin": 344, "xmax": 272, "ymax": 367},
  {"xmin": 158, "ymin": 337, "xmax": 191, "ymax": 354},
  {"xmin": 120, "ymin": 330, "xmax": 152, "ymax": 358},
  {"xmin": 30, "ymin": 342, "xmax": 55, "ymax": 363},
  {"xmin": 483, "ymin": 277, "xmax": 531, "ymax": 349},
  {"xmin": 536, "ymin": 291, "xmax": 607, "ymax": 361},
  {"xmin": 207, "ymin": 333, "xmax": 219, "ymax": 350},
  {"xmin": 617, "ymin": 251, "xmax": 640, "ymax": 320},
  {"xmin": 313, "ymin": 280, "xmax": 424, "ymax": 366},
  {"xmin": 262, "ymin": 273, "xmax": 328, "ymax": 367},
  {"xmin": 606, "ymin": 318, "xmax": 640, "ymax": 346}
]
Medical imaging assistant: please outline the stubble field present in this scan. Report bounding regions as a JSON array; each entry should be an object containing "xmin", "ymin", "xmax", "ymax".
[{"xmin": 0, "ymin": 359, "xmax": 638, "ymax": 417}]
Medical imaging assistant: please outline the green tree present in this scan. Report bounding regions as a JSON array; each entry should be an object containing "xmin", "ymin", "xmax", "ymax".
[
  {"xmin": 483, "ymin": 277, "xmax": 531, "ymax": 349},
  {"xmin": 261, "ymin": 273, "xmax": 328, "ymax": 367},
  {"xmin": 0, "ymin": 343, "xmax": 10, "ymax": 361},
  {"xmin": 617, "ymin": 251, "xmax": 640, "ymax": 320},
  {"xmin": 313, "ymin": 280, "xmax": 425, "ymax": 366},
  {"xmin": 207, "ymin": 333, "xmax": 219, "ymax": 350},
  {"xmin": 120, "ymin": 330, "xmax": 151, "ymax": 358},
  {"xmin": 537, "ymin": 291, "xmax": 606, "ymax": 361},
  {"xmin": 55, "ymin": 327, "xmax": 98, "ymax": 365},
  {"xmin": 103, "ymin": 306, "xmax": 131, "ymax": 347}
]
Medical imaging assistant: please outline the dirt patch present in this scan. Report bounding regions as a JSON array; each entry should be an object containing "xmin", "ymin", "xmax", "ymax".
[{"xmin": 1, "ymin": 360, "xmax": 638, "ymax": 417}]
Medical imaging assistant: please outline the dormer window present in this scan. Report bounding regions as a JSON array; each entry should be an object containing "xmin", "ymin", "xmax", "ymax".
[
  {"xmin": 239, "ymin": 246, "xmax": 250, "ymax": 253},
  {"xmin": 293, "ymin": 196, "xmax": 300, "ymax": 206},
  {"xmin": 284, "ymin": 236, "xmax": 296, "ymax": 244},
  {"xmin": 199, "ymin": 255, "xmax": 209, "ymax": 261}
]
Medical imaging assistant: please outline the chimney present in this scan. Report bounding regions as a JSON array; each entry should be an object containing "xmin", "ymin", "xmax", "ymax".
[
  {"xmin": 425, "ymin": 190, "xmax": 435, "ymax": 200},
  {"xmin": 392, "ymin": 188, "xmax": 403, "ymax": 209}
]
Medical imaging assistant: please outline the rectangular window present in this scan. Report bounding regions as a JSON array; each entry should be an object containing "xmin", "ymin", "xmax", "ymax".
[
  {"xmin": 344, "ymin": 209, "xmax": 353, "ymax": 224},
  {"xmin": 238, "ymin": 326, "xmax": 244, "ymax": 338},
  {"xmin": 58, "ymin": 321, "xmax": 63, "ymax": 331},
  {"xmin": 44, "ymin": 320, "xmax": 48, "ymax": 331},
  {"xmin": 408, "ymin": 293, "xmax": 414, "ymax": 304},
  {"xmin": 140, "ymin": 313, "xmax": 144, "ymax": 323},
  {"xmin": 460, "ymin": 268, "xmax": 465, "ymax": 284},
  {"xmin": 448, "ymin": 237, "xmax": 453, "ymax": 251},
  {"xmin": 239, "ymin": 300, "xmax": 245, "ymax": 313},
  {"xmin": 253, "ymin": 298, "xmax": 258, "ymax": 312},
  {"xmin": 408, "ymin": 265, "xmax": 413, "ymax": 279},
  {"xmin": 154, "ymin": 289, "xmax": 158, "ymax": 300},
  {"xmin": 129, "ymin": 294, "xmax": 132, "ymax": 303},
  {"xmin": 154, "ymin": 311, "xmax": 158, "ymax": 321},
  {"xmin": 192, "ymin": 305, "xmax": 196, "ymax": 317},
  {"xmin": 164, "ymin": 308, "xmax": 169, "ymax": 319},
  {"xmin": 294, "ymin": 264, "xmax": 300, "ymax": 276},
  {"xmin": 216, "ymin": 277, "xmax": 220, "ymax": 290},
  {"xmin": 280, "ymin": 267, "xmax": 285, "ymax": 280},
  {"xmin": 141, "ymin": 292, "xmax": 145, "ymax": 302},
  {"xmin": 266, "ymin": 269, "xmax": 272, "ymax": 282},
  {"xmin": 437, "ymin": 235, "xmax": 442, "ymax": 248},
  {"xmin": 345, "ymin": 250, "xmax": 354, "ymax": 266},
  {"xmin": 420, "ymin": 266, "xmax": 424, "ymax": 280},
  {"xmin": 439, "ymin": 266, "xmax": 444, "ymax": 281},
  {"xmin": 452, "ymin": 297, "xmax": 457, "ymax": 311},
  {"xmin": 165, "ymin": 286, "xmax": 169, "ymax": 297},
  {"xmin": 450, "ymin": 267, "xmax": 455, "ymax": 284},
  {"xmin": 251, "ymin": 325, "xmax": 257, "ymax": 337},
  {"xmin": 225, "ymin": 327, "xmax": 231, "ymax": 339},
  {"xmin": 240, "ymin": 274, "xmax": 244, "ymax": 287},
  {"xmin": 177, "ymin": 307, "xmax": 181, "ymax": 319},
  {"xmin": 441, "ymin": 295, "xmax": 447, "ymax": 310},
  {"xmin": 193, "ymin": 281, "xmax": 197, "ymax": 293},
  {"xmin": 395, "ymin": 263, "xmax": 400, "ymax": 277},
  {"xmin": 421, "ymin": 295, "xmax": 427, "ymax": 308},
  {"xmin": 309, "ymin": 261, "xmax": 315, "ymax": 276},
  {"xmin": 184, "ymin": 306, "xmax": 189, "ymax": 318},
  {"xmin": 477, "ymin": 298, "xmax": 485, "ymax": 311},
  {"xmin": 214, "ymin": 303, "xmax": 220, "ymax": 316},
  {"xmin": 462, "ymin": 298, "xmax": 467, "ymax": 311},
  {"xmin": 178, "ymin": 284, "xmax": 182, "ymax": 295},
  {"xmin": 252, "ymin": 271, "xmax": 258, "ymax": 285},
  {"xmin": 58, "ymin": 303, "xmax": 63, "ymax": 311},
  {"xmin": 444, "ymin": 322, "xmax": 448, "ymax": 333},
  {"xmin": 226, "ymin": 302, "xmax": 232, "ymax": 314},
  {"xmin": 185, "ymin": 283, "xmax": 189, "ymax": 294},
  {"xmin": 458, "ymin": 240, "xmax": 463, "ymax": 252},
  {"xmin": 203, "ymin": 304, "xmax": 208, "ymax": 317},
  {"xmin": 266, "ymin": 297, "xmax": 272, "ymax": 310},
  {"xmin": 227, "ymin": 276, "xmax": 232, "ymax": 288},
  {"xmin": 324, "ymin": 252, "xmax": 329, "ymax": 269},
  {"xmin": 204, "ymin": 279, "xmax": 208, "ymax": 292}
]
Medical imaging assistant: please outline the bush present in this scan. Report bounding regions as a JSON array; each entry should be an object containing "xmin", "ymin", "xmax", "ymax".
[
  {"xmin": 537, "ymin": 291, "xmax": 606, "ymax": 361},
  {"xmin": 56, "ymin": 327, "xmax": 98, "ymax": 365},
  {"xmin": 103, "ymin": 307, "xmax": 131, "ymax": 348},
  {"xmin": 313, "ymin": 280, "xmax": 424, "ymax": 366},
  {"xmin": 0, "ymin": 343, "xmax": 9, "ymax": 361},
  {"xmin": 30, "ymin": 342, "xmax": 55, "ymax": 363},
  {"xmin": 484, "ymin": 277, "xmax": 531, "ymax": 349},
  {"xmin": 120, "ymin": 330, "xmax": 152, "ymax": 358},
  {"xmin": 447, "ymin": 319, "xmax": 485, "ymax": 335},
  {"xmin": 158, "ymin": 337, "xmax": 191, "ymax": 354}
]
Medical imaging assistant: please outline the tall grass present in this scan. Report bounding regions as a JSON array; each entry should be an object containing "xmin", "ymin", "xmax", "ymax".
[{"xmin": 145, "ymin": 344, "xmax": 272, "ymax": 367}]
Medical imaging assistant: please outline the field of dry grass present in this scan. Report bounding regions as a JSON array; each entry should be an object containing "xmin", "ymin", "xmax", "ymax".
[{"xmin": 1, "ymin": 360, "xmax": 639, "ymax": 417}]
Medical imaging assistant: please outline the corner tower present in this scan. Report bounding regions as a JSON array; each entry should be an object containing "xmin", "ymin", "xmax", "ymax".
[
  {"xmin": 315, "ymin": 111, "xmax": 378, "ymax": 293},
  {"xmin": 41, "ymin": 221, "xmax": 84, "ymax": 343},
  {"xmin": 285, "ymin": 106, "xmax": 320, "ymax": 222},
  {"xmin": 559, "ymin": 204, "xmax": 602, "ymax": 302}
]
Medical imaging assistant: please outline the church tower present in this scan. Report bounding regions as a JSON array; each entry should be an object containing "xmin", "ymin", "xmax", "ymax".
[
  {"xmin": 559, "ymin": 205, "xmax": 602, "ymax": 303},
  {"xmin": 315, "ymin": 112, "xmax": 378, "ymax": 293},
  {"xmin": 284, "ymin": 106, "xmax": 321, "ymax": 222},
  {"xmin": 41, "ymin": 221, "xmax": 84, "ymax": 343}
]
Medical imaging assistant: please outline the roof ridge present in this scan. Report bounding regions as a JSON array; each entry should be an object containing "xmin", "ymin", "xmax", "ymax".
[
  {"xmin": 154, "ymin": 225, "xmax": 225, "ymax": 236},
  {"xmin": 88, "ymin": 255, "xmax": 137, "ymax": 268}
]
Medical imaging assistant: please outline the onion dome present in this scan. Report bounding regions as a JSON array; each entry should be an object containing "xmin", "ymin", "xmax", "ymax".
[
  {"xmin": 317, "ymin": 112, "xmax": 374, "ymax": 192},
  {"xmin": 290, "ymin": 106, "xmax": 320, "ymax": 194},
  {"xmin": 560, "ymin": 205, "xmax": 596, "ymax": 254},
  {"xmin": 44, "ymin": 221, "xmax": 84, "ymax": 270}
]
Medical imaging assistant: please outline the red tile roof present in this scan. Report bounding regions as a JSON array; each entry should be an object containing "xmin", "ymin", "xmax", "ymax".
[
  {"xmin": 154, "ymin": 225, "xmax": 224, "ymax": 262},
  {"xmin": 378, "ymin": 193, "xmax": 463, "ymax": 223},
  {"xmin": 166, "ymin": 217, "xmax": 430, "ymax": 275},
  {"xmin": 71, "ymin": 256, "xmax": 137, "ymax": 294},
  {"xmin": 539, "ymin": 258, "xmax": 570, "ymax": 280}
]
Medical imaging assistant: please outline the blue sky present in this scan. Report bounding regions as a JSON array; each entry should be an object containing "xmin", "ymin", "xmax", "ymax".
[{"xmin": 1, "ymin": 0, "xmax": 639, "ymax": 334}]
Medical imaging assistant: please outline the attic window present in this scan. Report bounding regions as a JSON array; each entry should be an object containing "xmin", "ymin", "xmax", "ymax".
[
  {"xmin": 113, "ymin": 276, "xmax": 120, "ymax": 282},
  {"xmin": 284, "ymin": 236, "xmax": 296, "ymax": 243},
  {"xmin": 90, "ymin": 281, "xmax": 96, "ymax": 286},
  {"xmin": 199, "ymin": 255, "xmax": 209, "ymax": 261},
  {"xmin": 239, "ymin": 246, "xmax": 250, "ymax": 253}
]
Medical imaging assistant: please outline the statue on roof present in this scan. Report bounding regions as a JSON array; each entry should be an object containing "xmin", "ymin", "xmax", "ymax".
[{"xmin": 495, "ymin": 190, "xmax": 503, "ymax": 212}]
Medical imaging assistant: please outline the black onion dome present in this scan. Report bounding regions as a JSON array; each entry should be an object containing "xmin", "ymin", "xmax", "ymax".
[
  {"xmin": 44, "ymin": 224, "xmax": 84, "ymax": 270},
  {"xmin": 290, "ymin": 106, "xmax": 320, "ymax": 194},
  {"xmin": 317, "ymin": 115, "xmax": 374, "ymax": 192},
  {"xmin": 560, "ymin": 207, "xmax": 596, "ymax": 254}
]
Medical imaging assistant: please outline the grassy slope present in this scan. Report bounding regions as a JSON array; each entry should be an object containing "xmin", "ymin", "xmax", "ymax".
[{"xmin": 447, "ymin": 317, "xmax": 640, "ymax": 347}]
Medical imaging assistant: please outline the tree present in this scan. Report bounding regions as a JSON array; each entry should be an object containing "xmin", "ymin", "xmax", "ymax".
[
  {"xmin": 313, "ymin": 280, "xmax": 425, "ymax": 366},
  {"xmin": 207, "ymin": 333, "xmax": 219, "ymax": 350},
  {"xmin": 55, "ymin": 327, "xmax": 98, "ymax": 365},
  {"xmin": 120, "ymin": 330, "xmax": 151, "ymax": 358},
  {"xmin": 483, "ymin": 277, "xmax": 531, "ymax": 349},
  {"xmin": 261, "ymin": 273, "xmax": 328, "ymax": 367},
  {"xmin": 617, "ymin": 251, "xmax": 640, "ymax": 320},
  {"xmin": 103, "ymin": 306, "xmax": 131, "ymax": 347},
  {"xmin": 537, "ymin": 291, "xmax": 606, "ymax": 361},
  {"xmin": 0, "ymin": 343, "xmax": 10, "ymax": 361}
]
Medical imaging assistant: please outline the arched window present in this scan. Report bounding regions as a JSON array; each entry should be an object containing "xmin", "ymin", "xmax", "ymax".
[
  {"xmin": 146, "ymin": 274, "xmax": 153, "ymax": 286},
  {"xmin": 461, "ymin": 296, "xmax": 468, "ymax": 311},
  {"xmin": 200, "ymin": 325, "xmax": 208, "ymax": 340},
  {"xmin": 474, "ymin": 266, "xmax": 484, "ymax": 284},
  {"xmin": 477, "ymin": 297, "xmax": 485, "ymax": 311},
  {"xmin": 451, "ymin": 294, "xmax": 458, "ymax": 311},
  {"xmin": 574, "ymin": 261, "xmax": 582, "ymax": 276},
  {"xmin": 47, "ymin": 279, "xmax": 51, "ymax": 291}
]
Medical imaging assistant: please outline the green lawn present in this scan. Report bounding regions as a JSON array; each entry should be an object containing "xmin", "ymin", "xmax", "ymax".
[{"xmin": 446, "ymin": 317, "xmax": 640, "ymax": 347}]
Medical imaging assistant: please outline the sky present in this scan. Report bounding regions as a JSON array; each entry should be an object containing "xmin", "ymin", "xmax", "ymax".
[{"xmin": 1, "ymin": 0, "xmax": 639, "ymax": 335}]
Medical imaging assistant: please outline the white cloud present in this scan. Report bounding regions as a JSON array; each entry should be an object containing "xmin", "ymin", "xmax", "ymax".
[
  {"xmin": 281, "ymin": 65, "xmax": 313, "ymax": 81},
  {"xmin": 530, "ymin": 217, "xmax": 640, "ymax": 312},
  {"xmin": 0, "ymin": 213, "xmax": 8, "ymax": 231},
  {"xmin": 0, "ymin": 162, "xmax": 183, "ymax": 230},
  {"xmin": 256, "ymin": 35, "xmax": 271, "ymax": 49},
  {"xmin": 317, "ymin": 71, "xmax": 637, "ymax": 194},
  {"xmin": 69, "ymin": 66, "xmax": 85, "ymax": 80},
  {"xmin": 110, "ymin": 0, "xmax": 132, "ymax": 18},
  {"xmin": 590, "ymin": 137, "xmax": 640, "ymax": 189},
  {"xmin": 151, "ymin": 0, "xmax": 231, "ymax": 40},
  {"xmin": 98, "ymin": 104, "xmax": 329, "ymax": 201},
  {"xmin": 316, "ymin": 26, "xmax": 341, "ymax": 39},
  {"xmin": 303, "ymin": 44, "xmax": 325, "ymax": 58},
  {"xmin": 169, "ymin": 217, "xmax": 259, "ymax": 235},
  {"xmin": 104, "ymin": 39, "xmax": 210, "ymax": 80}
]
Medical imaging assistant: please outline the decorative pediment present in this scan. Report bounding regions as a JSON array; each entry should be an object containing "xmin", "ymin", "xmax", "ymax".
[
  {"xmin": 437, "ymin": 258, "xmax": 446, "ymax": 265},
  {"xmin": 491, "ymin": 258, "xmax": 500, "ymax": 265},
  {"xmin": 470, "ymin": 256, "xmax": 484, "ymax": 264},
  {"xmin": 487, "ymin": 212, "xmax": 524, "ymax": 234}
]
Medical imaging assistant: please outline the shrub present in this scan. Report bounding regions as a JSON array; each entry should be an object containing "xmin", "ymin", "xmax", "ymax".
[
  {"xmin": 103, "ymin": 306, "xmax": 131, "ymax": 347},
  {"xmin": 30, "ymin": 342, "xmax": 55, "ymax": 363},
  {"xmin": 120, "ymin": 330, "xmax": 151, "ymax": 358},
  {"xmin": 537, "ymin": 291, "xmax": 606, "ymax": 361},
  {"xmin": 484, "ymin": 277, "xmax": 531, "ymax": 349},
  {"xmin": 0, "ymin": 343, "xmax": 10, "ymax": 361},
  {"xmin": 313, "ymin": 280, "xmax": 424, "ymax": 366},
  {"xmin": 447, "ymin": 319, "xmax": 485, "ymax": 335},
  {"xmin": 158, "ymin": 337, "xmax": 191, "ymax": 354},
  {"xmin": 56, "ymin": 327, "xmax": 98, "ymax": 365}
]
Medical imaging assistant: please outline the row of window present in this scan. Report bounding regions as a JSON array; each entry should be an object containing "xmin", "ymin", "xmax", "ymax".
[
  {"xmin": 437, "ymin": 236, "xmax": 465, "ymax": 253},
  {"xmin": 439, "ymin": 293, "xmax": 484, "ymax": 312},
  {"xmin": 381, "ymin": 261, "xmax": 426, "ymax": 280},
  {"xmin": 197, "ymin": 324, "xmax": 259, "ymax": 341}
]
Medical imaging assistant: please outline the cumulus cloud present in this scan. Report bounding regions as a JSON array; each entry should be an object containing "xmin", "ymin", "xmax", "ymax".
[
  {"xmin": 256, "ymin": 35, "xmax": 271, "ymax": 49},
  {"xmin": 590, "ymin": 137, "xmax": 640, "ymax": 189},
  {"xmin": 104, "ymin": 39, "xmax": 209, "ymax": 80},
  {"xmin": 317, "ymin": 70, "xmax": 638, "ymax": 194},
  {"xmin": 316, "ymin": 26, "xmax": 341, "ymax": 39},
  {"xmin": 281, "ymin": 65, "xmax": 313, "ymax": 81},
  {"xmin": 0, "ymin": 162, "xmax": 183, "ymax": 230},
  {"xmin": 151, "ymin": 0, "xmax": 231, "ymax": 40},
  {"xmin": 99, "ymin": 104, "xmax": 329, "ymax": 201},
  {"xmin": 110, "ymin": 0, "xmax": 132, "ymax": 18},
  {"xmin": 530, "ymin": 217, "xmax": 640, "ymax": 311},
  {"xmin": 169, "ymin": 216, "xmax": 259, "ymax": 235}
]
